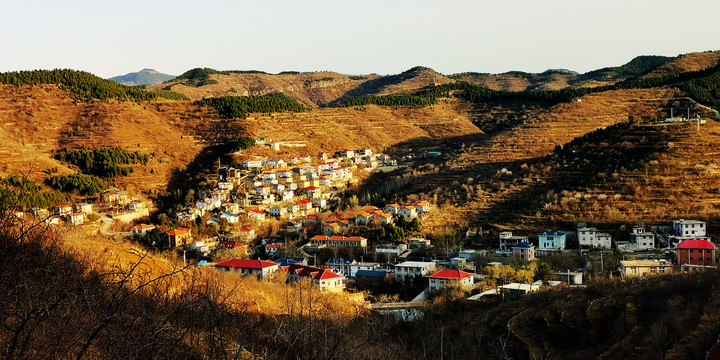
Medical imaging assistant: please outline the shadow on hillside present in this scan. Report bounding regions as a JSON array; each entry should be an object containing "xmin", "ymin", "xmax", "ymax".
[
  {"xmin": 356, "ymin": 123, "xmax": 690, "ymax": 229},
  {"xmin": 327, "ymin": 68, "xmax": 432, "ymax": 106}
]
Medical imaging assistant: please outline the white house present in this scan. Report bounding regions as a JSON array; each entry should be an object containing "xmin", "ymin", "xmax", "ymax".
[
  {"xmin": 499, "ymin": 231, "xmax": 529, "ymax": 252},
  {"xmin": 398, "ymin": 206, "xmax": 416, "ymax": 220},
  {"xmin": 394, "ymin": 261, "xmax": 436, "ymax": 279},
  {"xmin": 375, "ymin": 243, "xmax": 408, "ymax": 255},
  {"xmin": 269, "ymin": 205, "xmax": 287, "ymax": 217},
  {"xmin": 215, "ymin": 259, "xmax": 279, "ymax": 278},
  {"xmin": 577, "ymin": 226, "xmax": 612, "ymax": 249},
  {"xmin": 67, "ymin": 213, "xmax": 84, "ymax": 225},
  {"xmin": 538, "ymin": 231, "xmax": 566, "ymax": 251},
  {"xmin": 631, "ymin": 226, "xmax": 655, "ymax": 250},
  {"xmin": 75, "ymin": 203, "xmax": 92, "ymax": 214},
  {"xmin": 412, "ymin": 200, "xmax": 431, "ymax": 215},
  {"xmin": 220, "ymin": 211, "xmax": 240, "ymax": 224},
  {"xmin": 673, "ymin": 219, "xmax": 707, "ymax": 238},
  {"xmin": 429, "ymin": 269, "xmax": 474, "ymax": 291},
  {"xmin": 286, "ymin": 264, "xmax": 345, "ymax": 292},
  {"xmin": 131, "ymin": 224, "xmax": 155, "ymax": 237},
  {"xmin": 246, "ymin": 209, "xmax": 266, "ymax": 220},
  {"xmin": 242, "ymin": 160, "xmax": 263, "ymax": 169}
]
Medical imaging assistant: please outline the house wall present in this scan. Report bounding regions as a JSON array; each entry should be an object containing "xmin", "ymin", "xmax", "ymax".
[{"xmin": 678, "ymin": 248, "xmax": 716, "ymax": 266}]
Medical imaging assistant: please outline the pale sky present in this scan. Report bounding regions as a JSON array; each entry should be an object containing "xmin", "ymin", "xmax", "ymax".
[{"xmin": 2, "ymin": 0, "xmax": 718, "ymax": 78}]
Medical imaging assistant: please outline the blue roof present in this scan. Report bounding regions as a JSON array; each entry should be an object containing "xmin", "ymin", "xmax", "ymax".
[
  {"xmin": 222, "ymin": 212, "xmax": 239, "ymax": 217},
  {"xmin": 197, "ymin": 260, "xmax": 207, "ymax": 266},
  {"xmin": 276, "ymin": 257, "xmax": 305, "ymax": 266},
  {"xmin": 541, "ymin": 231, "xmax": 566, "ymax": 236},
  {"xmin": 513, "ymin": 242, "xmax": 534, "ymax": 249},
  {"xmin": 355, "ymin": 270, "xmax": 388, "ymax": 278}
]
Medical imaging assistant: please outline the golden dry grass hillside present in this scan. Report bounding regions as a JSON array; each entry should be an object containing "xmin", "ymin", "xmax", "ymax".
[
  {"xmin": 0, "ymin": 84, "xmax": 203, "ymax": 193},
  {"xmin": 234, "ymin": 98, "xmax": 481, "ymax": 158},
  {"xmin": 156, "ymin": 67, "xmax": 455, "ymax": 107},
  {"xmin": 159, "ymin": 71, "xmax": 380, "ymax": 107},
  {"xmin": 642, "ymin": 51, "xmax": 720, "ymax": 79},
  {"xmin": 0, "ymin": 83, "xmax": 483, "ymax": 196},
  {"xmin": 57, "ymin": 226, "xmax": 360, "ymax": 316},
  {"xmin": 450, "ymin": 72, "xmax": 576, "ymax": 91},
  {"xmin": 358, "ymin": 87, "xmax": 686, "ymax": 231}
]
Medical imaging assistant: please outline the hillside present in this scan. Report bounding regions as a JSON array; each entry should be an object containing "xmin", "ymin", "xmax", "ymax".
[
  {"xmin": 156, "ymin": 67, "xmax": 455, "ymax": 107},
  {"xmin": 355, "ymin": 87, "xmax": 687, "ymax": 231},
  {"xmin": 642, "ymin": 51, "xmax": 720, "ymax": 79},
  {"xmin": 0, "ymin": 84, "xmax": 203, "ymax": 194},
  {"xmin": 449, "ymin": 56, "xmax": 673, "ymax": 92},
  {"xmin": 109, "ymin": 68, "xmax": 176, "ymax": 86},
  {"xmin": 158, "ymin": 69, "xmax": 382, "ymax": 107}
]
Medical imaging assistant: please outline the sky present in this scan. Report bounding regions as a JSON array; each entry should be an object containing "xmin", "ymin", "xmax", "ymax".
[{"xmin": 2, "ymin": 0, "xmax": 719, "ymax": 78}]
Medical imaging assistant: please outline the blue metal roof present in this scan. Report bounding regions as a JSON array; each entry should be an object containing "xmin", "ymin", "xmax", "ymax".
[
  {"xmin": 513, "ymin": 241, "xmax": 534, "ymax": 249},
  {"xmin": 355, "ymin": 270, "xmax": 388, "ymax": 278},
  {"xmin": 541, "ymin": 231, "xmax": 566, "ymax": 236}
]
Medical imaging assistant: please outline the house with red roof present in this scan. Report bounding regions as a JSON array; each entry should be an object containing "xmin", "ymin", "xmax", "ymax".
[
  {"xmin": 374, "ymin": 212, "xmax": 393, "ymax": 225},
  {"xmin": 429, "ymin": 269, "xmax": 475, "ymax": 291},
  {"xmin": 286, "ymin": 264, "xmax": 345, "ymax": 292},
  {"xmin": 297, "ymin": 199, "xmax": 313, "ymax": 211},
  {"xmin": 412, "ymin": 200, "xmax": 431, "ymax": 214},
  {"xmin": 67, "ymin": 212, "xmax": 84, "ymax": 225},
  {"xmin": 265, "ymin": 243, "xmax": 285, "ymax": 257},
  {"xmin": 246, "ymin": 209, "xmax": 266, "ymax": 220},
  {"xmin": 54, "ymin": 204, "xmax": 73, "ymax": 216},
  {"xmin": 168, "ymin": 227, "xmax": 192, "ymax": 248},
  {"xmin": 303, "ymin": 186, "xmax": 322, "ymax": 199},
  {"xmin": 215, "ymin": 259, "xmax": 279, "ymax": 278},
  {"xmin": 677, "ymin": 239, "xmax": 716, "ymax": 267},
  {"xmin": 355, "ymin": 212, "xmax": 372, "ymax": 225},
  {"xmin": 398, "ymin": 206, "xmax": 417, "ymax": 220},
  {"xmin": 384, "ymin": 203, "xmax": 400, "ymax": 214},
  {"xmin": 238, "ymin": 227, "xmax": 255, "ymax": 241},
  {"xmin": 132, "ymin": 224, "xmax": 156, "ymax": 237}
]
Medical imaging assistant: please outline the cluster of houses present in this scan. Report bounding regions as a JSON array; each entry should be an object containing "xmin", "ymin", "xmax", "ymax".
[
  {"xmin": 212, "ymin": 254, "xmax": 478, "ymax": 294},
  {"xmin": 16, "ymin": 202, "xmax": 94, "ymax": 226},
  {"xmin": 172, "ymin": 149, "xmax": 397, "ymax": 235},
  {"xmin": 496, "ymin": 219, "xmax": 717, "ymax": 278}
]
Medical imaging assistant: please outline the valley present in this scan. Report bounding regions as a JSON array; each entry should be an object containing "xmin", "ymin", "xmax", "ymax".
[{"xmin": 2, "ymin": 50, "xmax": 720, "ymax": 359}]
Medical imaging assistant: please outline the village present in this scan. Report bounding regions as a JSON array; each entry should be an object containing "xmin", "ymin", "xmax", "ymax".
[{"xmin": 14, "ymin": 140, "xmax": 717, "ymax": 305}]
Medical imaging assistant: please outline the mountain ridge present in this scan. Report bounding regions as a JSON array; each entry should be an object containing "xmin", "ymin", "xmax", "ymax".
[{"xmin": 109, "ymin": 68, "xmax": 176, "ymax": 86}]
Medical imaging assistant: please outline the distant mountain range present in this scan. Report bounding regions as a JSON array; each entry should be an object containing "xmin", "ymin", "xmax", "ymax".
[{"xmin": 109, "ymin": 68, "xmax": 175, "ymax": 86}]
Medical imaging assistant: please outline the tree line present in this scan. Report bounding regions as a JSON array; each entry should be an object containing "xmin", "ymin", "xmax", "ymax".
[
  {"xmin": 0, "ymin": 69, "xmax": 189, "ymax": 102},
  {"xmin": 55, "ymin": 146, "xmax": 150, "ymax": 178},
  {"xmin": 46, "ymin": 173, "xmax": 113, "ymax": 196},
  {"xmin": 194, "ymin": 93, "xmax": 306, "ymax": 119},
  {"xmin": 0, "ymin": 176, "xmax": 70, "ymax": 210}
]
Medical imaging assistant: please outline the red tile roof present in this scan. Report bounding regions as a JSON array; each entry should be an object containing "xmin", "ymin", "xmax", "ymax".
[
  {"xmin": 215, "ymin": 259, "xmax": 278, "ymax": 269},
  {"xmin": 240, "ymin": 227, "xmax": 254, "ymax": 232},
  {"xmin": 133, "ymin": 224, "xmax": 155, "ymax": 230},
  {"xmin": 287, "ymin": 264, "xmax": 343, "ymax": 280},
  {"xmin": 678, "ymin": 239, "xmax": 716, "ymax": 249},
  {"xmin": 430, "ymin": 269, "xmax": 474, "ymax": 280}
]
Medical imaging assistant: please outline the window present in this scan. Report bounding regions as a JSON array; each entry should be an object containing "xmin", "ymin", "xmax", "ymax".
[{"xmin": 659, "ymin": 267, "xmax": 665, "ymax": 273}]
